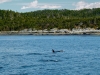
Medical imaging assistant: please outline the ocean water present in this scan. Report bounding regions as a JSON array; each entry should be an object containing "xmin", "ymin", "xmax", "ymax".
[{"xmin": 0, "ymin": 35, "xmax": 100, "ymax": 75}]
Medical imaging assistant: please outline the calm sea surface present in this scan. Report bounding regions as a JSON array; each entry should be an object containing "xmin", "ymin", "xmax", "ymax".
[{"xmin": 0, "ymin": 35, "xmax": 100, "ymax": 75}]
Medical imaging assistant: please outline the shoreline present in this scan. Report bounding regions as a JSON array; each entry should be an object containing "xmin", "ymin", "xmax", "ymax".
[{"xmin": 0, "ymin": 30, "xmax": 100, "ymax": 35}]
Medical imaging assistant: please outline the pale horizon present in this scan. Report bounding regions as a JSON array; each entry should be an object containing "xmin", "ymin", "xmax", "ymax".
[{"xmin": 0, "ymin": 0, "xmax": 100, "ymax": 12}]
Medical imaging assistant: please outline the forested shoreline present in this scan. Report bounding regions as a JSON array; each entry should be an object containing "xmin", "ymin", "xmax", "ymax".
[{"xmin": 0, "ymin": 8, "xmax": 100, "ymax": 31}]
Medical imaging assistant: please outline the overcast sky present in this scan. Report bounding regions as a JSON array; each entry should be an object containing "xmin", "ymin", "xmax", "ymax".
[{"xmin": 0, "ymin": 0, "xmax": 100, "ymax": 12}]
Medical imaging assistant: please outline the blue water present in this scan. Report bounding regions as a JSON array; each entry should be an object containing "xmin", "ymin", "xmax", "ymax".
[{"xmin": 0, "ymin": 35, "xmax": 100, "ymax": 75}]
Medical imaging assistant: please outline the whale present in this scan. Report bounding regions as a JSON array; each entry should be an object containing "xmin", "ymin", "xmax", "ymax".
[{"xmin": 52, "ymin": 49, "xmax": 63, "ymax": 53}]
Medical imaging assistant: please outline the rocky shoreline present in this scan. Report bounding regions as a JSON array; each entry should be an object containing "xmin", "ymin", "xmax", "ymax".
[{"xmin": 0, "ymin": 28, "xmax": 100, "ymax": 35}]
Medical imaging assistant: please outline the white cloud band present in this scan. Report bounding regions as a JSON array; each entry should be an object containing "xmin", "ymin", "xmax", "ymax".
[
  {"xmin": 0, "ymin": 0, "xmax": 11, "ymax": 4},
  {"xmin": 21, "ymin": 0, "xmax": 61, "ymax": 10},
  {"xmin": 74, "ymin": 1, "xmax": 100, "ymax": 10}
]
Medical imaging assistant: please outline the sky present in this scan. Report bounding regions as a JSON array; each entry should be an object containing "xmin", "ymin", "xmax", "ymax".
[{"xmin": 0, "ymin": 0, "xmax": 100, "ymax": 12}]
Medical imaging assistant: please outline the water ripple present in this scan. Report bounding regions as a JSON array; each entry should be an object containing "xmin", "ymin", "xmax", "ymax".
[
  {"xmin": 20, "ymin": 65, "xmax": 34, "ymax": 68},
  {"xmin": 9, "ymin": 73, "xmax": 28, "ymax": 75},
  {"xmin": 0, "ymin": 67, "xmax": 3, "ymax": 69},
  {"xmin": 26, "ymin": 53, "xmax": 42, "ymax": 56},
  {"xmin": 39, "ymin": 59, "xmax": 62, "ymax": 62}
]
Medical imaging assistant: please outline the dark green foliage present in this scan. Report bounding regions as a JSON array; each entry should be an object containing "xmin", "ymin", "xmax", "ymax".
[{"xmin": 0, "ymin": 8, "xmax": 100, "ymax": 31}]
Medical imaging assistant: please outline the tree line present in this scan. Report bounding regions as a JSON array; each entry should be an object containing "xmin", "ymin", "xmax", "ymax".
[{"xmin": 0, "ymin": 8, "xmax": 100, "ymax": 31}]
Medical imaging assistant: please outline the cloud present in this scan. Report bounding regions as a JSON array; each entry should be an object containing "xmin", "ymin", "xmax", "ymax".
[
  {"xmin": 74, "ymin": 1, "xmax": 100, "ymax": 10},
  {"xmin": 40, "ymin": 5, "xmax": 61, "ymax": 9},
  {"xmin": 21, "ymin": 0, "xmax": 38, "ymax": 9},
  {"xmin": 21, "ymin": 0, "xmax": 61, "ymax": 10},
  {"xmin": 0, "ymin": 0, "xmax": 11, "ymax": 4}
]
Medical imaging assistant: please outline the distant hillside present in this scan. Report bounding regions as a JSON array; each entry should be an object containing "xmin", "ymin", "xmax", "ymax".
[{"xmin": 0, "ymin": 8, "xmax": 100, "ymax": 31}]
